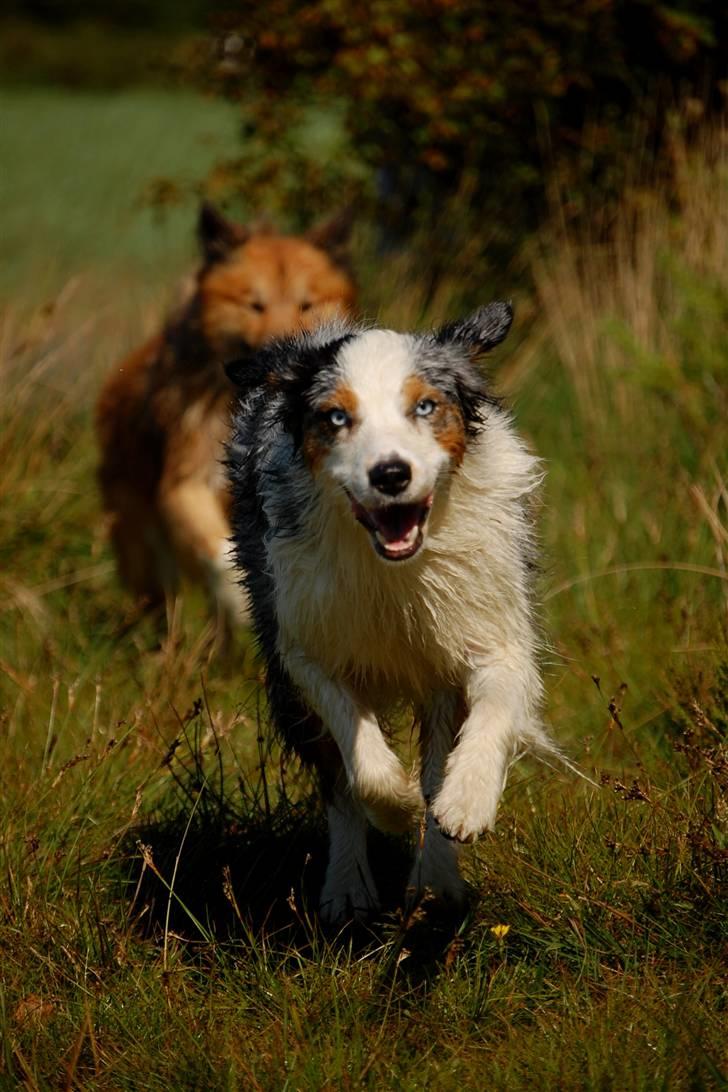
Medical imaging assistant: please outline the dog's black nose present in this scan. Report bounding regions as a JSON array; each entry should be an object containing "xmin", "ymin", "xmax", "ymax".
[{"xmin": 369, "ymin": 459, "xmax": 411, "ymax": 496}]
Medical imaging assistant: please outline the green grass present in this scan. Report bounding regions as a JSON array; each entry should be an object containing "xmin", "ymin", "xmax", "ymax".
[
  {"xmin": 1, "ymin": 88, "xmax": 727, "ymax": 1089},
  {"xmin": 0, "ymin": 87, "xmax": 238, "ymax": 297}
]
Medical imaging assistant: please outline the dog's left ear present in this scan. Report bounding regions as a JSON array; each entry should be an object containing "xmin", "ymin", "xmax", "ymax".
[
  {"xmin": 435, "ymin": 301, "xmax": 513, "ymax": 359},
  {"xmin": 198, "ymin": 202, "xmax": 251, "ymax": 265},
  {"xmin": 306, "ymin": 206, "xmax": 354, "ymax": 265},
  {"xmin": 432, "ymin": 302, "xmax": 513, "ymax": 432}
]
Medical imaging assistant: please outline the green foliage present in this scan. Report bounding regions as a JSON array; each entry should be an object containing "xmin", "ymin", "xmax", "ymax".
[
  {"xmin": 207, "ymin": 0, "xmax": 727, "ymax": 237},
  {"xmin": 0, "ymin": 19, "xmax": 200, "ymax": 89}
]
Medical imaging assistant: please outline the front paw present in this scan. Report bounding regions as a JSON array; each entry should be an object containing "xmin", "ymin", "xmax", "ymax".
[
  {"xmin": 430, "ymin": 768, "xmax": 502, "ymax": 843},
  {"xmin": 319, "ymin": 878, "xmax": 380, "ymax": 926},
  {"xmin": 406, "ymin": 820, "xmax": 466, "ymax": 906}
]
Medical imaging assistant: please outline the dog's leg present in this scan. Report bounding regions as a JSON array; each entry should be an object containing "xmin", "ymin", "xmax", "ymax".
[
  {"xmin": 160, "ymin": 481, "xmax": 249, "ymax": 627},
  {"xmin": 102, "ymin": 483, "xmax": 171, "ymax": 609},
  {"xmin": 407, "ymin": 691, "xmax": 466, "ymax": 905},
  {"xmin": 320, "ymin": 783, "xmax": 380, "ymax": 926},
  {"xmin": 284, "ymin": 648, "xmax": 423, "ymax": 833},
  {"xmin": 267, "ymin": 676, "xmax": 380, "ymax": 925},
  {"xmin": 431, "ymin": 654, "xmax": 539, "ymax": 843}
]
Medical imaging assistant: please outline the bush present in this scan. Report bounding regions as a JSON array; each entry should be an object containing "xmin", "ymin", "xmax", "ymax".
[{"xmin": 205, "ymin": 0, "xmax": 728, "ymax": 241}]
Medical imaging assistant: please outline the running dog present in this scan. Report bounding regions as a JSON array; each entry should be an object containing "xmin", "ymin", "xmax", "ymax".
[
  {"xmin": 96, "ymin": 203, "xmax": 356, "ymax": 628},
  {"xmin": 227, "ymin": 303, "xmax": 554, "ymax": 923}
]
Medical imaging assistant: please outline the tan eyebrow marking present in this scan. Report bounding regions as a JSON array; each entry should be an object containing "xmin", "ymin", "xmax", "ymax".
[
  {"xmin": 317, "ymin": 384, "xmax": 359, "ymax": 420},
  {"xmin": 302, "ymin": 384, "xmax": 359, "ymax": 473},
  {"xmin": 403, "ymin": 374, "xmax": 467, "ymax": 465}
]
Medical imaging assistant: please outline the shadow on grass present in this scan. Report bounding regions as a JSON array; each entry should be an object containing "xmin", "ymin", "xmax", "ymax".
[{"xmin": 120, "ymin": 719, "xmax": 470, "ymax": 976}]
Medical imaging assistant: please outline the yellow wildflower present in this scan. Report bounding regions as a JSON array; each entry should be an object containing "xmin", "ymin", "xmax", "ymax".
[{"xmin": 490, "ymin": 923, "xmax": 510, "ymax": 940}]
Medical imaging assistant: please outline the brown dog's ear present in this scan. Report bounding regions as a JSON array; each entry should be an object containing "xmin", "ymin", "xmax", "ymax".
[
  {"xmin": 198, "ymin": 202, "xmax": 250, "ymax": 264},
  {"xmin": 306, "ymin": 206, "xmax": 354, "ymax": 264}
]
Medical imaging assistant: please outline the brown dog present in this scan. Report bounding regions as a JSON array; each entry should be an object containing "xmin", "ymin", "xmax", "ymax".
[{"xmin": 96, "ymin": 204, "xmax": 356, "ymax": 628}]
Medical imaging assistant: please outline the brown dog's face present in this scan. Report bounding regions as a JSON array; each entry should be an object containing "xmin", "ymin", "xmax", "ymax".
[{"xmin": 195, "ymin": 204, "xmax": 356, "ymax": 355}]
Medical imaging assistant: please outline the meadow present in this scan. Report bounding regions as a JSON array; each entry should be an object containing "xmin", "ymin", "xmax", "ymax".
[{"xmin": 0, "ymin": 88, "xmax": 726, "ymax": 1089}]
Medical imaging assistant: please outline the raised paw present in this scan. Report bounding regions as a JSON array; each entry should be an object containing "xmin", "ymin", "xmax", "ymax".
[{"xmin": 430, "ymin": 765, "xmax": 502, "ymax": 844}]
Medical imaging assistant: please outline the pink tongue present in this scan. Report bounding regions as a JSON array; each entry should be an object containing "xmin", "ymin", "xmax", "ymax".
[{"xmin": 370, "ymin": 504, "xmax": 420, "ymax": 544}]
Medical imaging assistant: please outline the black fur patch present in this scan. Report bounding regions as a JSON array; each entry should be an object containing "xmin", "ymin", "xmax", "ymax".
[
  {"xmin": 417, "ymin": 343, "xmax": 497, "ymax": 436},
  {"xmin": 226, "ymin": 333, "xmax": 355, "ymax": 447}
]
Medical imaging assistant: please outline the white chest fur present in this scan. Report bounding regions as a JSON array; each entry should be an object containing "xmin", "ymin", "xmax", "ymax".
[{"xmin": 270, "ymin": 417, "xmax": 539, "ymax": 707}]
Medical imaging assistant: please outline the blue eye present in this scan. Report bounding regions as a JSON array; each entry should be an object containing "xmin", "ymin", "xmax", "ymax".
[
  {"xmin": 415, "ymin": 398, "xmax": 436, "ymax": 418},
  {"xmin": 327, "ymin": 408, "xmax": 350, "ymax": 428}
]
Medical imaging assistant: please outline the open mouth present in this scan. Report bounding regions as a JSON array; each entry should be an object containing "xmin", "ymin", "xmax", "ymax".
[{"xmin": 349, "ymin": 495, "xmax": 433, "ymax": 561}]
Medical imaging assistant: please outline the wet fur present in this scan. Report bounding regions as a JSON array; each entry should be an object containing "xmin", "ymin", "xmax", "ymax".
[
  {"xmin": 227, "ymin": 304, "xmax": 552, "ymax": 923},
  {"xmin": 96, "ymin": 204, "xmax": 356, "ymax": 628}
]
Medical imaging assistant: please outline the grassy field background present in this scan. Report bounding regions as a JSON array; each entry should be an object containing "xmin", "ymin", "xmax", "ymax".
[
  {"xmin": 0, "ymin": 87, "xmax": 240, "ymax": 296},
  {"xmin": 0, "ymin": 88, "xmax": 726, "ymax": 1088}
]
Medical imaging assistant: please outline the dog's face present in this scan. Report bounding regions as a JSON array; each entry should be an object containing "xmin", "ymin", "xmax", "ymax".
[
  {"xmin": 303, "ymin": 330, "xmax": 478, "ymax": 561},
  {"xmin": 195, "ymin": 203, "xmax": 356, "ymax": 355},
  {"xmin": 231, "ymin": 304, "xmax": 513, "ymax": 563}
]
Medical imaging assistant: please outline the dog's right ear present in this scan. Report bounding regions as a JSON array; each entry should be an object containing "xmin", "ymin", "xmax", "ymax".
[
  {"xmin": 226, "ymin": 329, "xmax": 355, "ymax": 443},
  {"xmin": 306, "ymin": 206, "xmax": 355, "ymax": 266},
  {"xmin": 224, "ymin": 347, "xmax": 271, "ymax": 394},
  {"xmin": 223, "ymin": 337, "xmax": 327, "ymax": 402},
  {"xmin": 198, "ymin": 202, "xmax": 250, "ymax": 264}
]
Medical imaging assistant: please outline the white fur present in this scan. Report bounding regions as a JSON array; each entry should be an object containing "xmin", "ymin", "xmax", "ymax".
[
  {"xmin": 284, "ymin": 647, "xmax": 423, "ymax": 832},
  {"xmin": 324, "ymin": 332, "xmax": 451, "ymax": 510}
]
